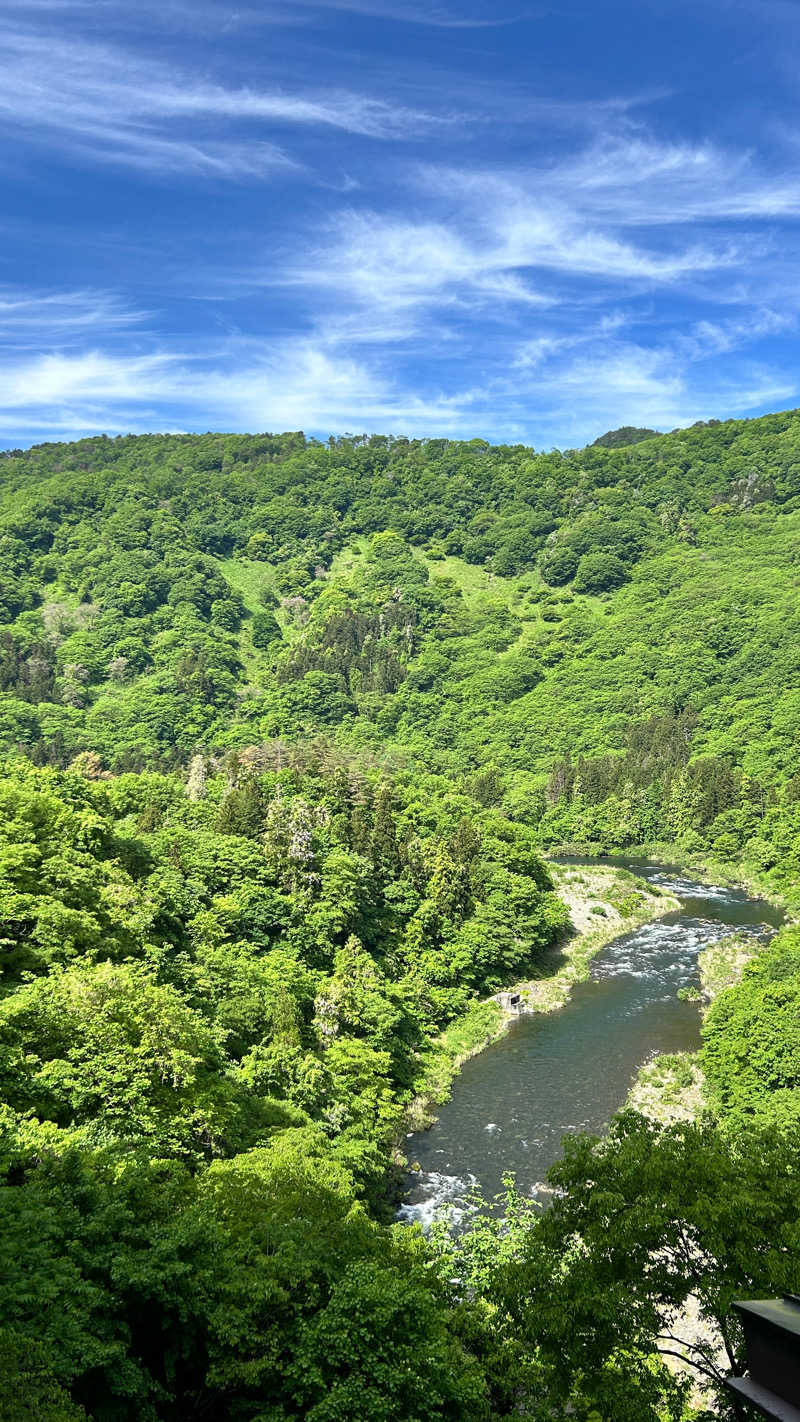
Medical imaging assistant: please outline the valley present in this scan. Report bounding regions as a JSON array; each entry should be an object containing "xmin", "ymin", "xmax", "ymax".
[{"xmin": 0, "ymin": 413, "xmax": 798, "ymax": 1420}]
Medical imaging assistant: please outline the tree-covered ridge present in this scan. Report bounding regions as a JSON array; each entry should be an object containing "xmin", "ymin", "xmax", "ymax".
[
  {"xmin": 591, "ymin": 425, "xmax": 660, "ymax": 447},
  {"xmin": 0, "ymin": 409, "xmax": 798, "ymax": 895}
]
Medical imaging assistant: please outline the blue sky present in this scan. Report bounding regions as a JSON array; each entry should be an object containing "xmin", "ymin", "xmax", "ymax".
[{"xmin": 4, "ymin": 0, "xmax": 800, "ymax": 448}]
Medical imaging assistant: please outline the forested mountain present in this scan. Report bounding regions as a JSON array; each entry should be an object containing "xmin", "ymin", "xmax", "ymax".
[
  {"xmin": 1, "ymin": 410, "xmax": 799, "ymax": 1420},
  {"xmin": 0, "ymin": 409, "xmax": 798, "ymax": 894}
]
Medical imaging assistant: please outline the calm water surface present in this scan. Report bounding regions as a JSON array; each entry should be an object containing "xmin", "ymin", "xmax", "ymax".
[{"xmin": 399, "ymin": 860, "xmax": 782, "ymax": 1227}]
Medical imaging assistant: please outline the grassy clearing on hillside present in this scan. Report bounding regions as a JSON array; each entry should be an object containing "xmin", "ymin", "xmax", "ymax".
[
  {"xmin": 217, "ymin": 556, "xmax": 278, "ymax": 612},
  {"xmin": 424, "ymin": 554, "xmax": 520, "ymax": 607}
]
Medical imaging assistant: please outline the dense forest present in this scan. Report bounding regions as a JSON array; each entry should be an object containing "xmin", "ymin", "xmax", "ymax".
[{"xmin": 1, "ymin": 410, "xmax": 799, "ymax": 1419}]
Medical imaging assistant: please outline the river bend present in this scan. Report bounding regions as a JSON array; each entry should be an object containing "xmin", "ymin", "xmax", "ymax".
[{"xmin": 399, "ymin": 860, "xmax": 782, "ymax": 1228}]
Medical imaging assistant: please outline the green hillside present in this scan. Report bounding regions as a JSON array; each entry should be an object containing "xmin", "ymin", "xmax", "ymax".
[
  {"xmin": 0, "ymin": 411, "xmax": 799, "ymax": 1420},
  {"xmin": 0, "ymin": 411, "xmax": 798, "ymax": 893}
]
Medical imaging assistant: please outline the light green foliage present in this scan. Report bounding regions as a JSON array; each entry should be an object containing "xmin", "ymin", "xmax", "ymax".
[
  {"xmin": 192, "ymin": 1136, "xmax": 488, "ymax": 1419},
  {"xmin": 0, "ymin": 765, "xmax": 152, "ymax": 981},
  {"xmin": 0, "ymin": 960, "xmax": 272, "ymax": 1162},
  {"xmin": 0, "ymin": 1130, "xmax": 487, "ymax": 1421},
  {"xmin": 702, "ymin": 924, "xmax": 800, "ymax": 1131}
]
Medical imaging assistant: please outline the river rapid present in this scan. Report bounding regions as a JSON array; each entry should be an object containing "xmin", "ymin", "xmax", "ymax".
[{"xmin": 399, "ymin": 859, "xmax": 783, "ymax": 1229}]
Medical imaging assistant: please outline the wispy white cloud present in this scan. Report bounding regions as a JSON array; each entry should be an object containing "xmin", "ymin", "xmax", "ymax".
[
  {"xmin": 501, "ymin": 302, "xmax": 800, "ymax": 444},
  {"xmin": 0, "ymin": 350, "xmax": 175, "ymax": 415},
  {"xmin": 0, "ymin": 339, "xmax": 486, "ymax": 441},
  {"xmin": 513, "ymin": 312, "xmax": 631, "ymax": 369},
  {"xmin": 1, "ymin": 320, "xmax": 797, "ymax": 449},
  {"xmin": 423, "ymin": 137, "xmax": 800, "ymax": 234},
  {"xmin": 283, "ymin": 212, "xmax": 554, "ymax": 328},
  {"xmin": 0, "ymin": 287, "xmax": 149, "ymax": 347},
  {"xmin": 277, "ymin": 151, "xmax": 738, "ymax": 340},
  {"xmin": 0, "ymin": 20, "xmax": 444, "ymax": 179},
  {"xmin": 4, "ymin": 3, "xmax": 800, "ymax": 449},
  {"xmin": 2, "ymin": 0, "xmax": 526, "ymax": 27},
  {"xmin": 511, "ymin": 345, "xmax": 798, "ymax": 447},
  {"xmin": 273, "ymin": 127, "xmax": 800, "ymax": 358},
  {"xmin": 676, "ymin": 308, "xmax": 795, "ymax": 360},
  {"xmin": 289, "ymin": 0, "xmax": 530, "ymax": 27}
]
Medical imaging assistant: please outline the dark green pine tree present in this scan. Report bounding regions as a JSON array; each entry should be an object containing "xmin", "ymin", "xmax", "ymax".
[
  {"xmin": 349, "ymin": 797, "xmax": 373, "ymax": 855},
  {"xmin": 216, "ymin": 775, "xmax": 266, "ymax": 837},
  {"xmin": 370, "ymin": 782, "xmax": 401, "ymax": 880}
]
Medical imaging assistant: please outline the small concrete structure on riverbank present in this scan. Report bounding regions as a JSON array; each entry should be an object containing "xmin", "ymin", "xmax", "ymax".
[{"xmin": 493, "ymin": 990, "xmax": 523, "ymax": 1013}]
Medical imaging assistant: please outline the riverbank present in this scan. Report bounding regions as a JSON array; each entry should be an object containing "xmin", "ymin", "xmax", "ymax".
[
  {"xmin": 402, "ymin": 862, "xmax": 679, "ymax": 1138},
  {"xmin": 549, "ymin": 838, "xmax": 793, "ymax": 913},
  {"xmin": 402, "ymin": 850, "xmax": 791, "ymax": 1148},
  {"xmin": 623, "ymin": 842, "xmax": 793, "ymax": 1128},
  {"xmin": 627, "ymin": 927, "xmax": 773, "ymax": 1124},
  {"xmin": 514, "ymin": 861, "xmax": 680, "ymax": 1012}
]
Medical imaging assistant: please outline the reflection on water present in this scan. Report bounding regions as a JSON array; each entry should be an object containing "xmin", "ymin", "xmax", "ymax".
[{"xmin": 400, "ymin": 860, "xmax": 781, "ymax": 1228}]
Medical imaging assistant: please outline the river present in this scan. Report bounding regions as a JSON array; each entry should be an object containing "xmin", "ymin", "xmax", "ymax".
[{"xmin": 399, "ymin": 859, "xmax": 782, "ymax": 1228}]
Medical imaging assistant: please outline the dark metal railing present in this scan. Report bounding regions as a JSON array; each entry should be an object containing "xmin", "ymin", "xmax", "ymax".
[{"xmin": 725, "ymin": 1295, "xmax": 800, "ymax": 1422}]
